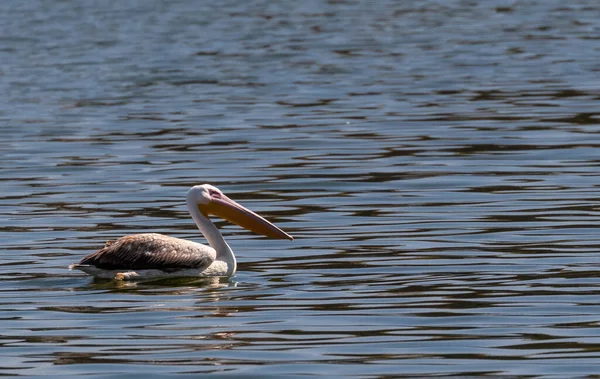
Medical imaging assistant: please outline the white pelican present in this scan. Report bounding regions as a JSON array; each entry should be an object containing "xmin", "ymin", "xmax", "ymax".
[{"xmin": 69, "ymin": 184, "xmax": 293, "ymax": 280}]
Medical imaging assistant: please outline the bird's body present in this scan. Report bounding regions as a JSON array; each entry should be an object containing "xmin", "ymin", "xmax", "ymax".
[
  {"xmin": 71, "ymin": 233, "xmax": 229, "ymax": 279},
  {"xmin": 69, "ymin": 184, "xmax": 292, "ymax": 280}
]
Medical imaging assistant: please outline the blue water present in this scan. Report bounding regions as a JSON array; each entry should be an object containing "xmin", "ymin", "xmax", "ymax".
[{"xmin": 2, "ymin": 1, "xmax": 600, "ymax": 377}]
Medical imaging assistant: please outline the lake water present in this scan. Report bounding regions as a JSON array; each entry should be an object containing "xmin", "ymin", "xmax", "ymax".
[{"xmin": 2, "ymin": 0, "xmax": 600, "ymax": 377}]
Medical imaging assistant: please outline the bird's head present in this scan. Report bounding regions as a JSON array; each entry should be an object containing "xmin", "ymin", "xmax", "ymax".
[{"xmin": 187, "ymin": 184, "xmax": 293, "ymax": 240}]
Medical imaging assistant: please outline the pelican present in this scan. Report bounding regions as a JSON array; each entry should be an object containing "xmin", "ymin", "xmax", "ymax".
[{"xmin": 69, "ymin": 184, "xmax": 293, "ymax": 280}]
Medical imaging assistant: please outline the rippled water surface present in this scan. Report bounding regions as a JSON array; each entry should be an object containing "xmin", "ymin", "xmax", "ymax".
[{"xmin": 3, "ymin": 1, "xmax": 600, "ymax": 377}]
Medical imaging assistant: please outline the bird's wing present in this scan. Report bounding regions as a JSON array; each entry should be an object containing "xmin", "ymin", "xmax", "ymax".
[{"xmin": 78, "ymin": 233, "xmax": 216, "ymax": 271}]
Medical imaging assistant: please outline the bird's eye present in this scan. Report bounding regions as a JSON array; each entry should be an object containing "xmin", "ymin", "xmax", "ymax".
[{"xmin": 208, "ymin": 189, "xmax": 221, "ymax": 198}]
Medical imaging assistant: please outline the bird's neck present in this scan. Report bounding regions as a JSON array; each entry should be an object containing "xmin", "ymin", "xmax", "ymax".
[{"xmin": 186, "ymin": 198, "xmax": 237, "ymax": 276}]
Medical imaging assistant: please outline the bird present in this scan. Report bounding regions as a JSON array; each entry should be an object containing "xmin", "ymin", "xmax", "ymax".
[{"xmin": 69, "ymin": 184, "xmax": 293, "ymax": 280}]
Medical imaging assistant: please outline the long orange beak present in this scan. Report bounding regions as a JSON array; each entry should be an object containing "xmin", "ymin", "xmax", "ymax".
[{"xmin": 198, "ymin": 194, "xmax": 293, "ymax": 240}]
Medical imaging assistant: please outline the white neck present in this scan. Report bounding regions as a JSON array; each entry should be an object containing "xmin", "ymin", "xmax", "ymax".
[{"xmin": 186, "ymin": 197, "xmax": 237, "ymax": 276}]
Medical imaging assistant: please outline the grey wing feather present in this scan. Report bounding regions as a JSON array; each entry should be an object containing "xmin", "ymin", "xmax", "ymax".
[{"xmin": 79, "ymin": 233, "xmax": 215, "ymax": 271}]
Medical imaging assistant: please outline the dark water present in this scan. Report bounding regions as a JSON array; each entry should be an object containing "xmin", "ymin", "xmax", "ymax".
[{"xmin": 2, "ymin": 0, "xmax": 600, "ymax": 377}]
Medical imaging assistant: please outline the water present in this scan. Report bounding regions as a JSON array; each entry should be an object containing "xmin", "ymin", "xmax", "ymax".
[{"xmin": 2, "ymin": 0, "xmax": 600, "ymax": 377}]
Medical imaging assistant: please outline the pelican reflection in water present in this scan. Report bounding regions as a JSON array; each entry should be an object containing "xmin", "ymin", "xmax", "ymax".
[{"xmin": 69, "ymin": 184, "xmax": 293, "ymax": 280}]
